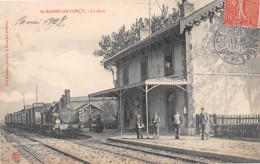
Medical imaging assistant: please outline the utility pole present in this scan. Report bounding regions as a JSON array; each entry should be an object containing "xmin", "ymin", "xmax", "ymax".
[
  {"xmin": 23, "ymin": 93, "xmax": 25, "ymax": 107},
  {"xmin": 36, "ymin": 82, "xmax": 38, "ymax": 103}
]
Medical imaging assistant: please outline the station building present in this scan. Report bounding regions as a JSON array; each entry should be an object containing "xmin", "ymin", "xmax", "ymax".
[{"xmin": 89, "ymin": 0, "xmax": 260, "ymax": 135}]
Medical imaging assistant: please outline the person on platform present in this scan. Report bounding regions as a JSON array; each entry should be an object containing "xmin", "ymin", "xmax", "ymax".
[
  {"xmin": 200, "ymin": 107, "xmax": 209, "ymax": 140},
  {"xmin": 152, "ymin": 112, "xmax": 160, "ymax": 139},
  {"xmin": 136, "ymin": 113, "xmax": 144, "ymax": 139},
  {"xmin": 173, "ymin": 110, "xmax": 182, "ymax": 139},
  {"xmin": 96, "ymin": 114, "xmax": 103, "ymax": 133},
  {"xmin": 89, "ymin": 116, "xmax": 93, "ymax": 132}
]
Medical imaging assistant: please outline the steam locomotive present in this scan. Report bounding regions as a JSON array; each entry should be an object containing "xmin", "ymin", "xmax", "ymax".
[{"xmin": 5, "ymin": 89, "xmax": 80, "ymax": 138}]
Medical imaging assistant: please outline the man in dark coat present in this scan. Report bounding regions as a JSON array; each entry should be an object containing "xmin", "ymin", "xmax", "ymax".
[
  {"xmin": 200, "ymin": 107, "xmax": 209, "ymax": 140},
  {"xmin": 173, "ymin": 111, "xmax": 182, "ymax": 139},
  {"xmin": 96, "ymin": 114, "xmax": 103, "ymax": 133},
  {"xmin": 152, "ymin": 112, "xmax": 160, "ymax": 139},
  {"xmin": 135, "ymin": 113, "xmax": 143, "ymax": 139}
]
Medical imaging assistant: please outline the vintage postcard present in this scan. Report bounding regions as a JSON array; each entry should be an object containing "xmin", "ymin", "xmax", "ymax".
[{"xmin": 0, "ymin": 0, "xmax": 259, "ymax": 163}]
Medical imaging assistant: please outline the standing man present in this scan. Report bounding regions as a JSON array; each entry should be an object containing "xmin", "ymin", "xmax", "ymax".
[
  {"xmin": 96, "ymin": 114, "xmax": 103, "ymax": 133},
  {"xmin": 152, "ymin": 112, "xmax": 160, "ymax": 139},
  {"xmin": 136, "ymin": 113, "xmax": 143, "ymax": 139},
  {"xmin": 173, "ymin": 111, "xmax": 182, "ymax": 139},
  {"xmin": 200, "ymin": 107, "xmax": 209, "ymax": 140}
]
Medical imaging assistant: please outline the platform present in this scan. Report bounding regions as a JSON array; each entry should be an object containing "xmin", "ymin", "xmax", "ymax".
[{"xmin": 106, "ymin": 134, "xmax": 260, "ymax": 163}]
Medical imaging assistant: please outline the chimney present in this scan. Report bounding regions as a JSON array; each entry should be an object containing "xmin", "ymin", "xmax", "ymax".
[
  {"xmin": 65, "ymin": 89, "xmax": 70, "ymax": 107},
  {"xmin": 139, "ymin": 28, "xmax": 150, "ymax": 40},
  {"xmin": 179, "ymin": 0, "xmax": 194, "ymax": 17}
]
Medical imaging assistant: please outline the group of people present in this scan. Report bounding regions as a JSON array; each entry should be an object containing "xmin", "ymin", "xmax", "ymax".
[
  {"xmin": 90, "ymin": 114, "xmax": 104, "ymax": 133},
  {"xmin": 135, "ymin": 107, "xmax": 210, "ymax": 140}
]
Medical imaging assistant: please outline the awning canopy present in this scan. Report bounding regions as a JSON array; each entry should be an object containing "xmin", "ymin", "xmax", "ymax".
[
  {"xmin": 88, "ymin": 76, "xmax": 189, "ymax": 98},
  {"xmin": 145, "ymin": 77, "xmax": 188, "ymax": 92},
  {"xmin": 145, "ymin": 77, "xmax": 188, "ymax": 85}
]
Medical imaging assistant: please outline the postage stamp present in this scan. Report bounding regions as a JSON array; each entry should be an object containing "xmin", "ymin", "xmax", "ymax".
[{"xmin": 224, "ymin": 0, "xmax": 260, "ymax": 28}]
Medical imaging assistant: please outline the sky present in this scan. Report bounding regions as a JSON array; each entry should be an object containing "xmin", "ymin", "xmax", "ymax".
[{"xmin": 0, "ymin": 0, "xmax": 213, "ymax": 120}]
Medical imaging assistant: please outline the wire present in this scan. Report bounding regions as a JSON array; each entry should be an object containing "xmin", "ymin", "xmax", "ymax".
[{"xmin": 155, "ymin": 0, "xmax": 162, "ymax": 13}]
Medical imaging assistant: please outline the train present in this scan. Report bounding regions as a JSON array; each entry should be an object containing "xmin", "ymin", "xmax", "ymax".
[{"xmin": 5, "ymin": 89, "xmax": 81, "ymax": 138}]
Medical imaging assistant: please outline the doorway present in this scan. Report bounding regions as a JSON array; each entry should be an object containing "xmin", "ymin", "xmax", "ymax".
[{"xmin": 165, "ymin": 88, "xmax": 177, "ymax": 132}]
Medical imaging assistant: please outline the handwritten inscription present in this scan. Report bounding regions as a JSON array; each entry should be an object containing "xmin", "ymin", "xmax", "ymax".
[
  {"xmin": 214, "ymin": 26, "xmax": 259, "ymax": 65},
  {"xmin": 15, "ymin": 15, "xmax": 67, "ymax": 27},
  {"xmin": 40, "ymin": 9, "xmax": 105, "ymax": 14}
]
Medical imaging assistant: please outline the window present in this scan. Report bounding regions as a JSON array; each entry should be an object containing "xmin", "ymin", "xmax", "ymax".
[
  {"xmin": 164, "ymin": 52, "xmax": 174, "ymax": 76},
  {"xmin": 140, "ymin": 62, "xmax": 147, "ymax": 81},
  {"xmin": 123, "ymin": 67, "xmax": 129, "ymax": 85}
]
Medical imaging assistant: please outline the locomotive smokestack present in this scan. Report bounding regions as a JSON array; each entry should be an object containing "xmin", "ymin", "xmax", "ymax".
[{"xmin": 65, "ymin": 89, "xmax": 70, "ymax": 107}]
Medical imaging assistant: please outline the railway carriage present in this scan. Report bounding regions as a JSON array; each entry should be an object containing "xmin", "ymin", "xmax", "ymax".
[
  {"xmin": 21, "ymin": 110, "xmax": 27, "ymax": 125},
  {"xmin": 5, "ymin": 114, "xmax": 12, "ymax": 125}
]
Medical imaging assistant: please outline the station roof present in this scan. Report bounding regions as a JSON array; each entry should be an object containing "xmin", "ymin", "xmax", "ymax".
[
  {"xmin": 76, "ymin": 103, "xmax": 103, "ymax": 113},
  {"xmin": 88, "ymin": 82, "xmax": 145, "ymax": 98}
]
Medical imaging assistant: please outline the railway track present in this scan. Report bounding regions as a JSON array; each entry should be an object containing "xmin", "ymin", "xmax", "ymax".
[
  {"xmin": 3, "ymin": 126, "xmax": 223, "ymax": 163},
  {"xmin": 16, "ymin": 142, "xmax": 45, "ymax": 164},
  {"xmin": 100, "ymin": 141, "xmax": 210, "ymax": 163},
  {"xmin": 70, "ymin": 139, "xmax": 219, "ymax": 164},
  {"xmin": 28, "ymin": 137, "xmax": 91, "ymax": 164},
  {"xmin": 3, "ymin": 128, "xmax": 46, "ymax": 164},
  {"xmin": 31, "ymin": 137, "xmax": 161, "ymax": 164},
  {"xmin": 71, "ymin": 140, "xmax": 161, "ymax": 164},
  {"xmin": 2, "ymin": 127, "xmax": 87, "ymax": 164},
  {"xmin": 4, "ymin": 127, "xmax": 185, "ymax": 163}
]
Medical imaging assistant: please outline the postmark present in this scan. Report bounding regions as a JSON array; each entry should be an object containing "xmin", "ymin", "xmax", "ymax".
[
  {"xmin": 214, "ymin": 26, "xmax": 259, "ymax": 64},
  {"xmin": 11, "ymin": 152, "xmax": 21, "ymax": 163},
  {"xmin": 224, "ymin": 0, "xmax": 259, "ymax": 28}
]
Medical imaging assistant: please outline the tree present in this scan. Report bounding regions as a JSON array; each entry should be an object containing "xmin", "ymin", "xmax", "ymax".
[
  {"xmin": 93, "ymin": 4, "xmax": 180, "ymax": 70},
  {"xmin": 100, "ymin": 101, "xmax": 117, "ymax": 122}
]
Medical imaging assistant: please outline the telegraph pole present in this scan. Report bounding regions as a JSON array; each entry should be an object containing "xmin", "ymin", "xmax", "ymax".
[
  {"xmin": 36, "ymin": 82, "xmax": 38, "ymax": 103},
  {"xmin": 23, "ymin": 93, "xmax": 25, "ymax": 107}
]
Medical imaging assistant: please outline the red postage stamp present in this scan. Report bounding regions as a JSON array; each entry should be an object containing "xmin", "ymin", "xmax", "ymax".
[
  {"xmin": 11, "ymin": 152, "xmax": 21, "ymax": 163},
  {"xmin": 224, "ymin": 0, "xmax": 260, "ymax": 28}
]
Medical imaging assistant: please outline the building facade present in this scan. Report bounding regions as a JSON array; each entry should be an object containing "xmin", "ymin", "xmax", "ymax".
[{"xmin": 89, "ymin": 0, "xmax": 260, "ymax": 135}]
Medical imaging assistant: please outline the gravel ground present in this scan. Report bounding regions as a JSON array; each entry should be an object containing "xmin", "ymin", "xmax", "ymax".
[
  {"xmin": 71, "ymin": 139, "xmax": 189, "ymax": 164},
  {"xmin": 1, "ymin": 136, "xmax": 29, "ymax": 164},
  {"xmin": 100, "ymin": 140, "xmax": 223, "ymax": 163},
  {"xmin": 35, "ymin": 138, "xmax": 155, "ymax": 163},
  {"xmin": 1, "ymin": 127, "xmax": 82, "ymax": 164},
  {"xmin": 2, "ymin": 126, "xmax": 226, "ymax": 164},
  {"xmin": 3, "ymin": 127, "xmax": 187, "ymax": 163}
]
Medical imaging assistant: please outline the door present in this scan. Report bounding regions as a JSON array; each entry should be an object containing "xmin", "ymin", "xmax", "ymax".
[{"xmin": 165, "ymin": 89, "xmax": 177, "ymax": 132}]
